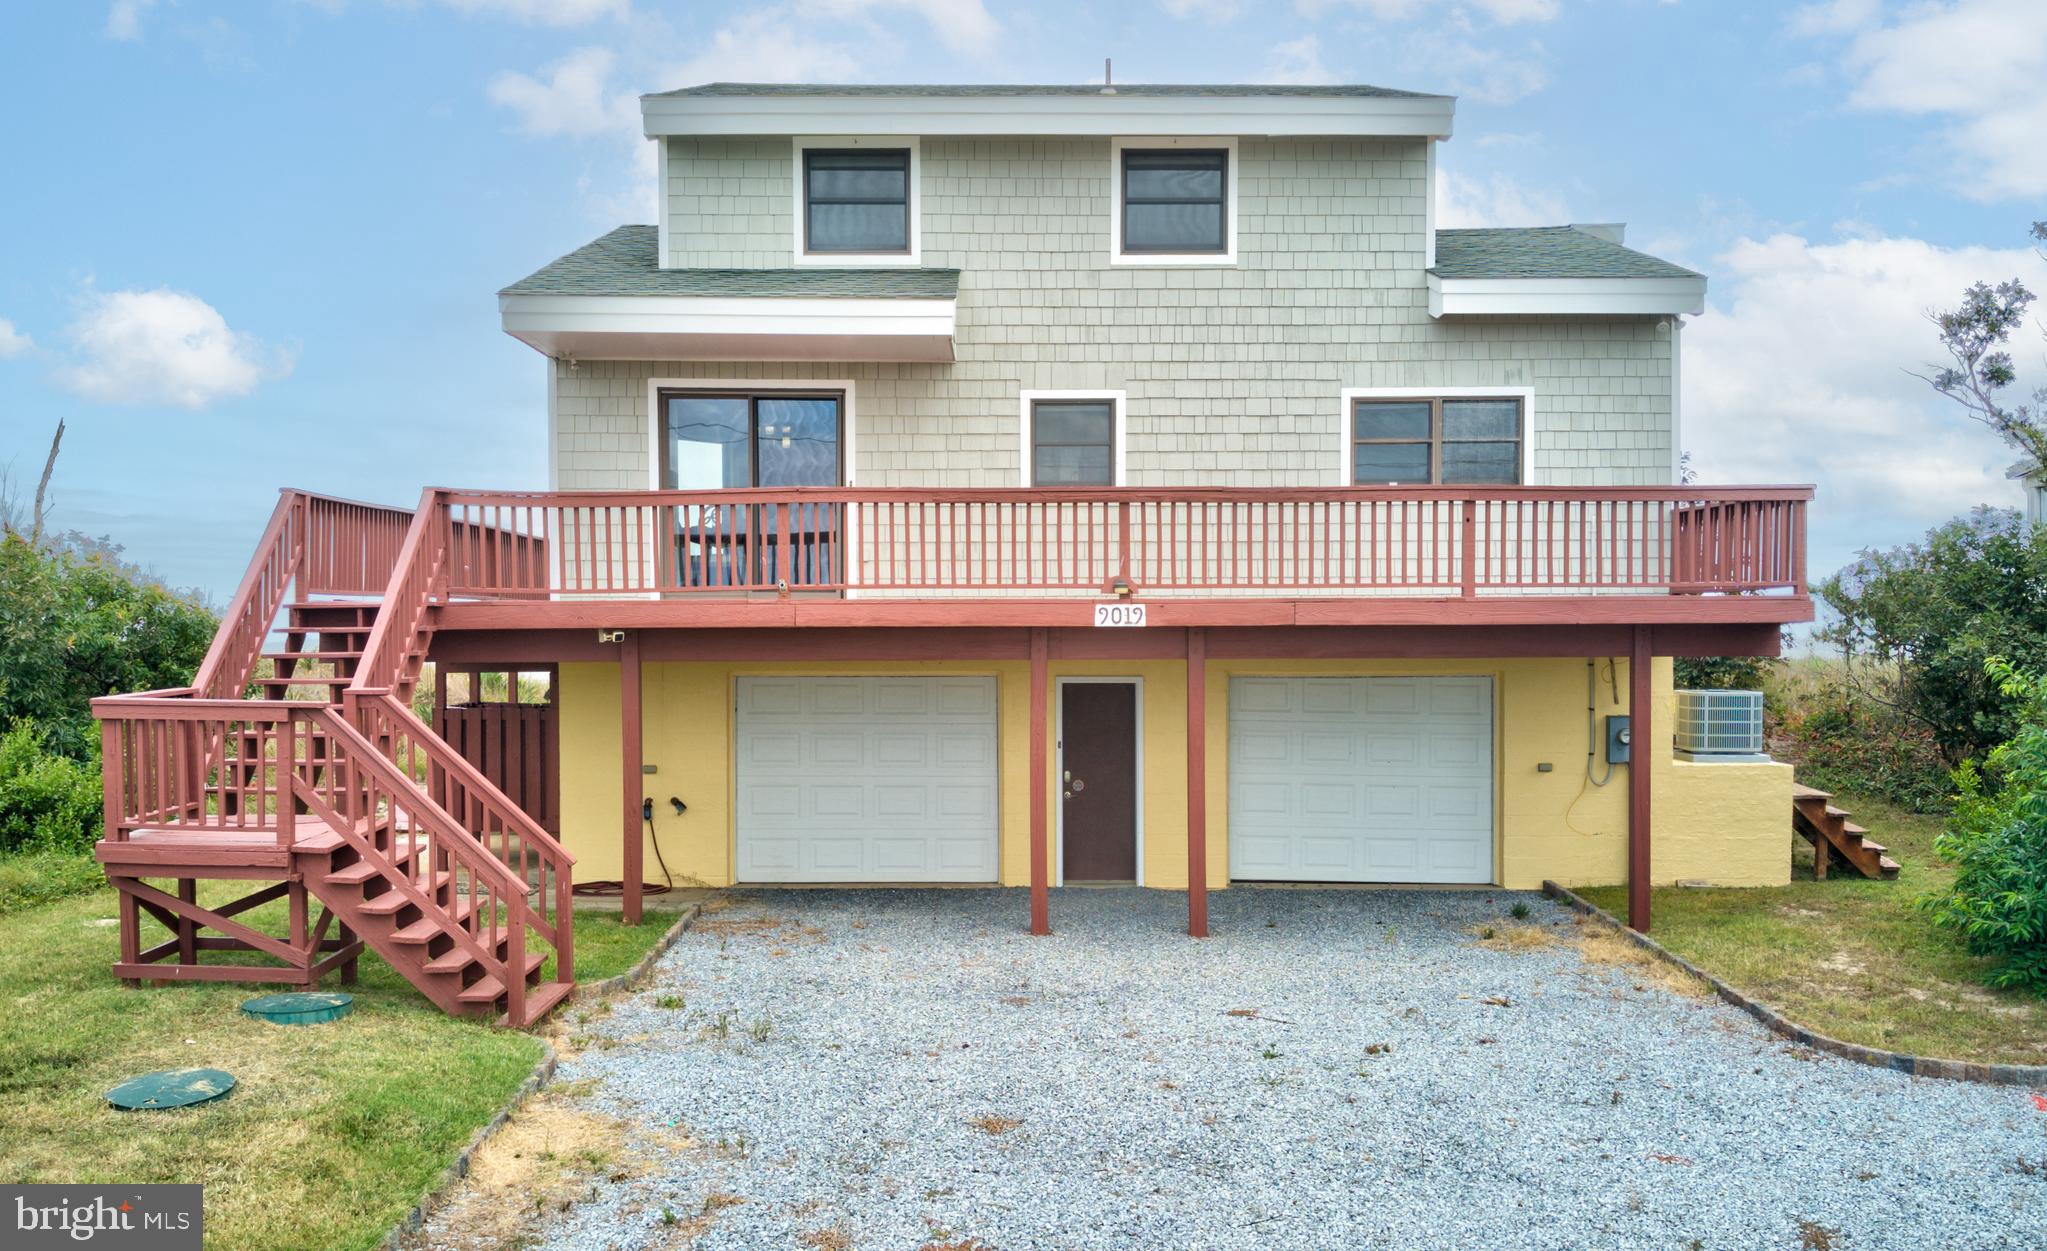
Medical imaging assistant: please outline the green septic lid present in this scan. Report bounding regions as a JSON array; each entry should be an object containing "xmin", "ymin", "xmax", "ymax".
[
  {"xmin": 107, "ymin": 1068, "xmax": 236, "ymax": 1111},
  {"xmin": 241, "ymin": 991, "xmax": 354, "ymax": 1025}
]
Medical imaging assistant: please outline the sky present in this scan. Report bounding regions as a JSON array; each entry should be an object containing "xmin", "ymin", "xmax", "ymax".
[{"xmin": 0, "ymin": 0, "xmax": 2042, "ymax": 600}]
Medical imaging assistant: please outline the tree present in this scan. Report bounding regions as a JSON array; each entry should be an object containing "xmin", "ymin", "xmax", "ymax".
[
  {"xmin": 1819, "ymin": 508, "xmax": 2047, "ymax": 766},
  {"xmin": 0, "ymin": 535, "xmax": 216, "ymax": 758},
  {"xmin": 1916, "ymin": 221, "xmax": 2047, "ymax": 471}
]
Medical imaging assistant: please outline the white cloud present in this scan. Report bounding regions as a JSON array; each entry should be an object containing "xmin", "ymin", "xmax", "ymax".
[
  {"xmin": 441, "ymin": 0, "xmax": 629, "ymax": 23},
  {"xmin": 657, "ymin": 10, "xmax": 867, "ymax": 83},
  {"xmin": 1434, "ymin": 168, "xmax": 1570, "ymax": 228},
  {"xmin": 1685, "ymin": 231, "xmax": 2047, "ymax": 570},
  {"xmin": 0, "ymin": 319, "xmax": 31, "ymax": 359},
  {"xmin": 105, "ymin": 0, "xmax": 157, "ymax": 40},
  {"xmin": 1803, "ymin": 0, "xmax": 2047, "ymax": 200},
  {"xmin": 800, "ymin": 0, "xmax": 998, "ymax": 54},
  {"xmin": 1296, "ymin": 0, "xmax": 1560, "ymax": 23},
  {"xmin": 56, "ymin": 288, "xmax": 291, "ymax": 409},
  {"xmin": 1786, "ymin": 0, "xmax": 1878, "ymax": 37},
  {"xmin": 1262, "ymin": 35, "xmax": 1336, "ymax": 84},
  {"xmin": 488, "ymin": 46, "xmax": 637, "ymax": 137},
  {"xmin": 1161, "ymin": 0, "xmax": 1245, "ymax": 20},
  {"xmin": 1416, "ymin": 30, "xmax": 1549, "ymax": 102}
]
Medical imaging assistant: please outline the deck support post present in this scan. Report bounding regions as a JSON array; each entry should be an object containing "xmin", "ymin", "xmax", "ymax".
[
  {"xmin": 1186, "ymin": 626, "xmax": 1209, "ymax": 938},
  {"xmin": 1627, "ymin": 624, "xmax": 1653, "ymax": 933},
  {"xmin": 1028, "ymin": 627, "xmax": 1050, "ymax": 936},
  {"xmin": 176, "ymin": 879, "xmax": 198, "ymax": 967},
  {"xmin": 621, "ymin": 631, "xmax": 644, "ymax": 926}
]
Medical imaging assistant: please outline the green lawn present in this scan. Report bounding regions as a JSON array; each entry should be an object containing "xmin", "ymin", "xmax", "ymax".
[
  {"xmin": 0, "ymin": 866, "xmax": 681, "ymax": 1251},
  {"xmin": 1581, "ymin": 795, "xmax": 2047, "ymax": 1066}
]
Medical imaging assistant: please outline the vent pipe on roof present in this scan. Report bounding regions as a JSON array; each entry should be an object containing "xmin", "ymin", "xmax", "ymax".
[
  {"xmin": 1102, "ymin": 58, "xmax": 1115, "ymax": 94},
  {"xmin": 1569, "ymin": 223, "xmax": 1626, "ymax": 244}
]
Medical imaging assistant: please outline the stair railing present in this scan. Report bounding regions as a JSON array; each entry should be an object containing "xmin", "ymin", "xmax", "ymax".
[
  {"xmin": 345, "ymin": 488, "xmax": 576, "ymax": 1003},
  {"xmin": 298, "ymin": 707, "xmax": 540, "ymax": 1021}
]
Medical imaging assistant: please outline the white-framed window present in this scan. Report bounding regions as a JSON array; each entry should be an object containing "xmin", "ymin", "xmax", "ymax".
[
  {"xmin": 1109, "ymin": 136, "xmax": 1238, "ymax": 267},
  {"xmin": 1338, "ymin": 387, "xmax": 1535, "ymax": 486},
  {"xmin": 792, "ymin": 136, "xmax": 921, "ymax": 267},
  {"xmin": 645, "ymin": 376, "xmax": 860, "ymax": 488},
  {"xmin": 1019, "ymin": 390, "xmax": 1127, "ymax": 487}
]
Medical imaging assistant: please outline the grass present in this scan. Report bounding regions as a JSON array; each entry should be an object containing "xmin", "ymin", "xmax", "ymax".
[
  {"xmin": 0, "ymin": 873, "xmax": 680, "ymax": 1251},
  {"xmin": 1580, "ymin": 794, "xmax": 2047, "ymax": 1066},
  {"xmin": 0, "ymin": 848, "xmax": 106, "ymax": 915}
]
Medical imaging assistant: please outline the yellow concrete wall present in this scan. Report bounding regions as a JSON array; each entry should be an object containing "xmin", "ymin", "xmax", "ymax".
[{"xmin": 555, "ymin": 653, "xmax": 1791, "ymax": 894}]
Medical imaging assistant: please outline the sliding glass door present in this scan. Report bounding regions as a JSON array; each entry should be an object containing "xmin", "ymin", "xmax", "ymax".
[{"xmin": 660, "ymin": 390, "xmax": 844, "ymax": 588}]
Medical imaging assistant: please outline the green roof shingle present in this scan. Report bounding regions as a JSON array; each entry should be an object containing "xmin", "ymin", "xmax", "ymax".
[
  {"xmin": 500, "ymin": 227, "xmax": 961, "ymax": 299},
  {"xmin": 648, "ymin": 81, "xmax": 1444, "ymax": 100},
  {"xmin": 1431, "ymin": 227, "xmax": 1702, "ymax": 281}
]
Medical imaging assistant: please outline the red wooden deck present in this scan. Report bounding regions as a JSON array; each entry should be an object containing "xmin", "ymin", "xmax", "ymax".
[{"xmin": 88, "ymin": 481, "xmax": 1814, "ymax": 1017}]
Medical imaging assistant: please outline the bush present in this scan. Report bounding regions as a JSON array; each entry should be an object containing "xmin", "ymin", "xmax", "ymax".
[
  {"xmin": 1820, "ymin": 508, "xmax": 2047, "ymax": 767},
  {"xmin": 1921, "ymin": 659, "xmax": 2047, "ymax": 993},
  {"xmin": 0, "ymin": 534, "xmax": 215, "ymax": 758},
  {"xmin": 1769, "ymin": 663, "xmax": 1950, "ymax": 813},
  {"xmin": 1674, "ymin": 655, "xmax": 1776, "ymax": 692},
  {"xmin": 0, "ymin": 720, "xmax": 102, "ymax": 855}
]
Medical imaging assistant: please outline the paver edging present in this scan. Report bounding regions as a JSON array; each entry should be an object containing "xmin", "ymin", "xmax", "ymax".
[
  {"xmin": 381, "ymin": 903, "xmax": 702, "ymax": 1249},
  {"xmin": 1541, "ymin": 880, "xmax": 2047, "ymax": 1088}
]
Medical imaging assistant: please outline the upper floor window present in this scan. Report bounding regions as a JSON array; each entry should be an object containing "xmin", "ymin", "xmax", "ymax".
[
  {"xmin": 661, "ymin": 389, "xmax": 844, "ymax": 490},
  {"xmin": 795, "ymin": 138, "xmax": 919, "ymax": 265},
  {"xmin": 1350, "ymin": 395, "xmax": 1524, "ymax": 485},
  {"xmin": 1021, "ymin": 391, "xmax": 1125, "ymax": 486},
  {"xmin": 1111, "ymin": 138, "xmax": 1237, "ymax": 266}
]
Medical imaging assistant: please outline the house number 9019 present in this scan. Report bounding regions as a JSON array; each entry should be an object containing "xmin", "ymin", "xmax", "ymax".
[{"xmin": 1094, "ymin": 603, "xmax": 1147, "ymax": 627}]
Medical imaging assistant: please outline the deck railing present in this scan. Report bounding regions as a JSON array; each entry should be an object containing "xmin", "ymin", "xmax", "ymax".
[{"xmin": 433, "ymin": 485, "xmax": 1811, "ymax": 600}]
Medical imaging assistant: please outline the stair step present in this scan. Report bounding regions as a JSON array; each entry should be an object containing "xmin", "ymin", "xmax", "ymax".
[
  {"xmin": 321, "ymin": 841, "xmax": 422, "ymax": 887},
  {"xmin": 1840, "ymin": 822, "xmax": 1869, "ymax": 837},
  {"xmin": 391, "ymin": 900, "xmax": 478, "ymax": 944},
  {"xmin": 1855, "ymin": 838, "xmax": 1887, "ymax": 855},
  {"xmin": 266, "ymin": 650, "xmax": 364, "ymax": 661},
  {"xmin": 1824, "ymin": 805, "xmax": 1854, "ymax": 821},
  {"xmin": 1790, "ymin": 783, "xmax": 1833, "ymax": 800},
  {"xmin": 356, "ymin": 873, "xmax": 453, "ymax": 915},
  {"xmin": 503, "ymin": 980, "xmax": 574, "ymax": 1027},
  {"xmin": 457, "ymin": 952, "xmax": 548, "ymax": 1004},
  {"xmin": 261, "ymin": 674, "xmax": 353, "ymax": 686},
  {"xmin": 1879, "ymin": 855, "xmax": 1902, "ymax": 875},
  {"xmin": 425, "ymin": 945, "xmax": 485, "ymax": 975}
]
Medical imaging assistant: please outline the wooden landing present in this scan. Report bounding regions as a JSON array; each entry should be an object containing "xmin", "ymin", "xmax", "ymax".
[{"xmin": 96, "ymin": 819, "xmax": 356, "ymax": 873}]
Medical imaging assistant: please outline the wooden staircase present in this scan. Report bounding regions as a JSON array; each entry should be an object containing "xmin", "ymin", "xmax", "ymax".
[
  {"xmin": 92, "ymin": 490, "xmax": 575, "ymax": 1027},
  {"xmin": 1793, "ymin": 783, "xmax": 1899, "ymax": 880}
]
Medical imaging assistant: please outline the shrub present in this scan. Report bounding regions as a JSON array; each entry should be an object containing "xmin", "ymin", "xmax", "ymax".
[
  {"xmin": 1769, "ymin": 666, "xmax": 1950, "ymax": 813},
  {"xmin": 0, "ymin": 720, "xmax": 103, "ymax": 855},
  {"xmin": 1673, "ymin": 655, "xmax": 1776, "ymax": 692},
  {"xmin": 1819, "ymin": 508, "xmax": 2047, "ymax": 766},
  {"xmin": 0, "ymin": 534, "xmax": 215, "ymax": 758},
  {"xmin": 1920, "ymin": 659, "xmax": 2047, "ymax": 993}
]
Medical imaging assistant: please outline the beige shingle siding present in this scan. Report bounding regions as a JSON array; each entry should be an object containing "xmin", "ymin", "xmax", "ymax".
[{"xmin": 578, "ymin": 136, "xmax": 1671, "ymax": 490}]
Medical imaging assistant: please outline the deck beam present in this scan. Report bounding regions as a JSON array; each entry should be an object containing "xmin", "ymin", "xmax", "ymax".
[{"xmin": 1627, "ymin": 624, "xmax": 1653, "ymax": 933}]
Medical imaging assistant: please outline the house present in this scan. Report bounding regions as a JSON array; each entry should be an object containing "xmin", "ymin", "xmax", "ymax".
[
  {"xmin": 2012, "ymin": 460, "xmax": 2045, "ymax": 524},
  {"xmin": 91, "ymin": 82, "xmax": 1812, "ymax": 1026}
]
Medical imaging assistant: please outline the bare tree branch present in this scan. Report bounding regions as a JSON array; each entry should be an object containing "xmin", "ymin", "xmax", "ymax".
[{"xmin": 29, "ymin": 418, "xmax": 62, "ymax": 545}]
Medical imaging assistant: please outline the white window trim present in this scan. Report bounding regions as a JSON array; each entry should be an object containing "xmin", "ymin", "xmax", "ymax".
[
  {"xmin": 792, "ymin": 136, "xmax": 921, "ymax": 268},
  {"xmin": 1109, "ymin": 136, "xmax": 1238, "ymax": 267},
  {"xmin": 1054, "ymin": 675, "xmax": 1145, "ymax": 888},
  {"xmin": 645, "ymin": 376, "xmax": 860, "ymax": 489},
  {"xmin": 1338, "ymin": 386, "xmax": 1537, "ymax": 487},
  {"xmin": 1019, "ymin": 389, "xmax": 1128, "ymax": 487}
]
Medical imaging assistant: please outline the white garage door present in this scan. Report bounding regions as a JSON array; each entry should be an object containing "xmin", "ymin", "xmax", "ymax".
[
  {"xmin": 735, "ymin": 675, "xmax": 999, "ymax": 883},
  {"xmin": 1228, "ymin": 676, "xmax": 1494, "ymax": 884}
]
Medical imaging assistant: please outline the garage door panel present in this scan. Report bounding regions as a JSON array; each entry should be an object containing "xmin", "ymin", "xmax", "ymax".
[
  {"xmin": 1229, "ymin": 676, "xmax": 1493, "ymax": 884},
  {"xmin": 736, "ymin": 676, "xmax": 998, "ymax": 883}
]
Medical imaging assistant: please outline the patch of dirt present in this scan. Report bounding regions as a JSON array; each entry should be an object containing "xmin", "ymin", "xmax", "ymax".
[
  {"xmin": 401, "ymin": 1091, "xmax": 643, "ymax": 1251},
  {"xmin": 799, "ymin": 1225, "xmax": 853, "ymax": 1251},
  {"xmin": 1816, "ymin": 951, "xmax": 1867, "ymax": 977},
  {"xmin": 967, "ymin": 1113, "xmax": 1023, "ymax": 1135},
  {"xmin": 1468, "ymin": 922, "xmax": 1562, "ymax": 952},
  {"xmin": 1574, "ymin": 926, "xmax": 1714, "ymax": 1000}
]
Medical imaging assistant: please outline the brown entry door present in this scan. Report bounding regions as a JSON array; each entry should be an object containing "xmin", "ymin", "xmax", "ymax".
[{"xmin": 1061, "ymin": 681, "xmax": 1138, "ymax": 881}]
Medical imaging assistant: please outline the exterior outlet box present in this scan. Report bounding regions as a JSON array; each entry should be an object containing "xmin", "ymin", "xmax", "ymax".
[{"xmin": 1605, "ymin": 715, "xmax": 1632, "ymax": 765}]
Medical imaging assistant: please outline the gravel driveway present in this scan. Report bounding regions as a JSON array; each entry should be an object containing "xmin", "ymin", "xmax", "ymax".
[{"xmin": 533, "ymin": 888, "xmax": 2046, "ymax": 1251}]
